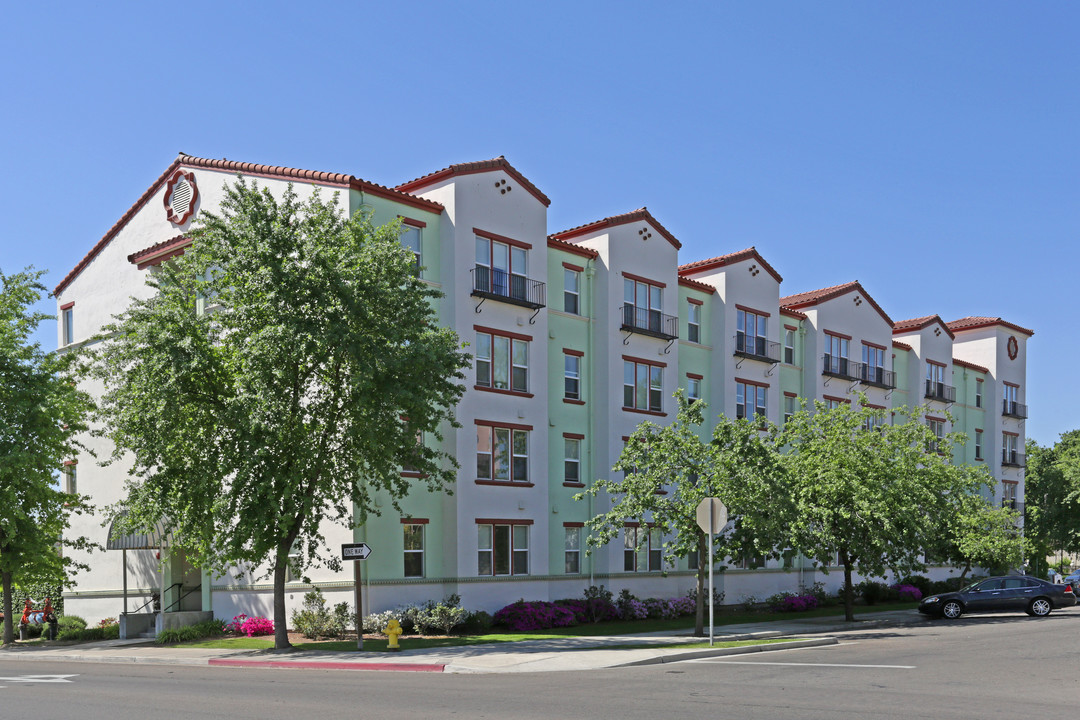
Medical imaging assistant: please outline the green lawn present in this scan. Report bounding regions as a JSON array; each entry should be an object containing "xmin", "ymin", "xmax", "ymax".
[{"xmin": 180, "ymin": 602, "xmax": 917, "ymax": 652}]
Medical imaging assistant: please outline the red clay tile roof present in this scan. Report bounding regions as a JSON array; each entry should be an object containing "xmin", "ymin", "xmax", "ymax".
[
  {"xmin": 677, "ymin": 247, "xmax": 782, "ymax": 284},
  {"xmin": 780, "ymin": 307, "xmax": 808, "ymax": 321},
  {"xmin": 779, "ymin": 281, "xmax": 893, "ymax": 327},
  {"xmin": 547, "ymin": 236, "xmax": 599, "ymax": 259},
  {"xmin": 952, "ymin": 358, "xmax": 989, "ymax": 374},
  {"xmin": 892, "ymin": 314, "xmax": 955, "ymax": 339},
  {"xmin": 128, "ymin": 235, "xmax": 191, "ymax": 269},
  {"xmin": 892, "ymin": 340, "xmax": 913, "ymax": 351},
  {"xmin": 55, "ymin": 153, "xmax": 444, "ymax": 296},
  {"xmin": 947, "ymin": 316, "xmax": 1034, "ymax": 337},
  {"xmin": 395, "ymin": 156, "xmax": 551, "ymax": 207},
  {"xmin": 678, "ymin": 276, "xmax": 716, "ymax": 295},
  {"xmin": 549, "ymin": 208, "xmax": 681, "ymax": 250}
]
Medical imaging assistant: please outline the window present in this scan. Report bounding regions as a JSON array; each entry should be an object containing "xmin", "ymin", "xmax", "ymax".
[
  {"xmin": 401, "ymin": 431, "xmax": 423, "ymax": 474},
  {"xmin": 926, "ymin": 361, "xmax": 946, "ymax": 385},
  {"xmin": 687, "ymin": 376, "xmax": 701, "ymax": 403},
  {"xmin": 862, "ymin": 344, "xmax": 885, "ymax": 384},
  {"xmin": 564, "ymin": 437, "xmax": 581, "ymax": 483},
  {"xmin": 975, "ymin": 379, "xmax": 983, "ymax": 408},
  {"xmin": 624, "ymin": 526, "xmax": 662, "ymax": 572},
  {"xmin": 623, "ymin": 278, "xmax": 663, "ymax": 331},
  {"xmin": 475, "ymin": 331, "xmax": 528, "ymax": 393},
  {"xmin": 564, "ymin": 269, "xmax": 580, "ymax": 314},
  {"xmin": 736, "ymin": 550, "xmax": 766, "ymax": 570},
  {"xmin": 400, "ymin": 223, "xmax": 422, "ymax": 276},
  {"xmin": 62, "ymin": 463, "xmax": 77, "ymax": 494},
  {"xmin": 475, "ymin": 233, "xmax": 528, "ymax": 299},
  {"xmin": 736, "ymin": 308, "xmax": 767, "ymax": 356},
  {"xmin": 928, "ymin": 418, "xmax": 945, "ymax": 452},
  {"xmin": 975, "ymin": 429, "xmax": 983, "ymax": 460},
  {"xmin": 687, "ymin": 301, "xmax": 701, "ymax": 343},
  {"xmin": 863, "ymin": 408, "xmax": 886, "ymax": 431},
  {"xmin": 825, "ymin": 398, "xmax": 842, "ymax": 411},
  {"xmin": 478, "ymin": 523, "xmax": 528, "ymax": 576},
  {"xmin": 61, "ymin": 304, "xmax": 74, "ymax": 346},
  {"xmin": 783, "ymin": 394, "xmax": 796, "ymax": 425},
  {"xmin": 1002, "ymin": 482, "xmax": 1018, "ymax": 510},
  {"xmin": 476, "ymin": 425, "xmax": 529, "ymax": 483},
  {"xmin": 784, "ymin": 328, "xmax": 796, "ymax": 364},
  {"xmin": 1004, "ymin": 384, "xmax": 1018, "ymax": 412},
  {"xmin": 1003, "ymin": 433, "xmax": 1019, "ymax": 464},
  {"xmin": 824, "ymin": 333, "xmax": 849, "ymax": 374},
  {"xmin": 623, "ymin": 360, "xmax": 663, "ymax": 413},
  {"xmin": 564, "ymin": 353, "xmax": 581, "ymax": 400},
  {"xmin": 736, "ymin": 380, "xmax": 767, "ymax": 420},
  {"xmin": 564, "ymin": 526, "xmax": 581, "ymax": 574},
  {"xmin": 403, "ymin": 523, "xmax": 425, "ymax": 578}
]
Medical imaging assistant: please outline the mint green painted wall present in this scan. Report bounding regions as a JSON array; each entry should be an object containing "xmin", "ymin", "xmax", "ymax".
[
  {"xmin": 890, "ymin": 348, "xmax": 910, "ymax": 410},
  {"xmin": 348, "ymin": 189, "xmax": 442, "ymax": 284},
  {"xmin": 950, "ymin": 368, "xmax": 987, "ymax": 466}
]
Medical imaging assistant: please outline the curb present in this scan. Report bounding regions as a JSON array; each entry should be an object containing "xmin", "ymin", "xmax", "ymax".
[
  {"xmin": 614, "ymin": 637, "xmax": 839, "ymax": 667},
  {"xmin": 208, "ymin": 658, "xmax": 446, "ymax": 672}
]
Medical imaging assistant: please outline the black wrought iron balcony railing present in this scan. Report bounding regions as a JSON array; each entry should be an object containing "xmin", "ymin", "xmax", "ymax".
[
  {"xmin": 734, "ymin": 333, "xmax": 781, "ymax": 363},
  {"xmin": 471, "ymin": 267, "xmax": 546, "ymax": 310},
  {"xmin": 620, "ymin": 304, "xmax": 678, "ymax": 341},
  {"xmin": 858, "ymin": 364, "xmax": 897, "ymax": 389},
  {"xmin": 924, "ymin": 379, "xmax": 956, "ymax": 403},
  {"xmin": 1001, "ymin": 499, "xmax": 1025, "ymax": 514},
  {"xmin": 822, "ymin": 354, "xmax": 860, "ymax": 381},
  {"xmin": 1001, "ymin": 450, "xmax": 1026, "ymax": 468},
  {"xmin": 1002, "ymin": 400, "xmax": 1028, "ymax": 419}
]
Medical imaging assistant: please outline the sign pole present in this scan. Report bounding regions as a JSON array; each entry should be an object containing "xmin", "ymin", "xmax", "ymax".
[
  {"xmin": 354, "ymin": 559, "xmax": 363, "ymax": 651},
  {"xmin": 708, "ymin": 510, "xmax": 714, "ymax": 647}
]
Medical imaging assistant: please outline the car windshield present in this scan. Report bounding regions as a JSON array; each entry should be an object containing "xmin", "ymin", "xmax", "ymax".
[{"xmin": 959, "ymin": 579, "xmax": 984, "ymax": 593}]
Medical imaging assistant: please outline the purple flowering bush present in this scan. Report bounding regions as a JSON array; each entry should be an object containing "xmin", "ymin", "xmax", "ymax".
[
  {"xmin": 766, "ymin": 592, "xmax": 820, "ymax": 613},
  {"xmin": 554, "ymin": 598, "xmax": 619, "ymax": 624},
  {"xmin": 665, "ymin": 596, "xmax": 697, "ymax": 617},
  {"xmin": 493, "ymin": 601, "xmax": 577, "ymax": 631},
  {"xmin": 889, "ymin": 584, "xmax": 923, "ymax": 602}
]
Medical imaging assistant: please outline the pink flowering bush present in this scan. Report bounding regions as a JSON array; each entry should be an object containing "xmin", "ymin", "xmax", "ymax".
[
  {"xmin": 226, "ymin": 613, "xmax": 274, "ymax": 637},
  {"xmin": 890, "ymin": 584, "xmax": 923, "ymax": 602}
]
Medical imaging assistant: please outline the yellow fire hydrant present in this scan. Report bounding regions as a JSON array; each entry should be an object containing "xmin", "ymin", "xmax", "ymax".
[{"xmin": 384, "ymin": 618, "xmax": 403, "ymax": 651}]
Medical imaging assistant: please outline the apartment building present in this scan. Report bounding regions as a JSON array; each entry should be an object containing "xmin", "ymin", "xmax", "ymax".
[{"xmin": 56, "ymin": 154, "xmax": 1031, "ymax": 623}]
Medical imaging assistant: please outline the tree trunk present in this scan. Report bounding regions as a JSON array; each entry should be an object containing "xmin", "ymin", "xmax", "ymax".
[
  {"xmin": 841, "ymin": 550, "xmax": 855, "ymax": 622},
  {"xmin": 694, "ymin": 531, "xmax": 706, "ymax": 637},
  {"xmin": 2, "ymin": 570, "xmax": 12, "ymax": 646},
  {"xmin": 272, "ymin": 552, "xmax": 292, "ymax": 651}
]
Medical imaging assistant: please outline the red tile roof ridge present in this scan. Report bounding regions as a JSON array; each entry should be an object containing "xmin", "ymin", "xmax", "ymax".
[
  {"xmin": 547, "ymin": 236, "xmax": 599, "ymax": 259},
  {"xmin": 952, "ymin": 358, "xmax": 989, "ymax": 374},
  {"xmin": 892, "ymin": 340, "xmax": 913, "ymax": 351},
  {"xmin": 677, "ymin": 276, "xmax": 716, "ymax": 294},
  {"xmin": 892, "ymin": 314, "xmax": 955, "ymax": 339},
  {"xmin": 127, "ymin": 234, "xmax": 189, "ymax": 264},
  {"xmin": 548, "ymin": 207, "xmax": 681, "ymax": 250},
  {"xmin": 395, "ymin": 156, "xmax": 551, "ymax": 207},
  {"xmin": 780, "ymin": 307, "xmax": 808, "ymax": 320},
  {"xmin": 677, "ymin": 246, "xmax": 782, "ymax": 284},
  {"xmin": 947, "ymin": 316, "xmax": 1034, "ymax": 337},
  {"xmin": 779, "ymin": 280, "xmax": 893, "ymax": 326}
]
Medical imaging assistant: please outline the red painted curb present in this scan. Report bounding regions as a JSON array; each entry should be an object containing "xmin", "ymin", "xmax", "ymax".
[{"xmin": 208, "ymin": 658, "xmax": 445, "ymax": 672}]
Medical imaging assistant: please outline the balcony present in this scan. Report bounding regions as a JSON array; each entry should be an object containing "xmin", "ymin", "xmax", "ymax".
[
  {"xmin": 1002, "ymin": 400, "xmax": 1028, "ymax": 419},
  {"xmin": 734, "ymin": 332, "xmax": 781, "ymax": 364},
  {"xmin": 822, "ymin": 355, "xmax": 860, "ymax": 381},
  {"xmin": 1001, "ymin": 450, "xmax": 1025, "ymax": 468},
  {"xmin": 924, "ymin": 379, "xmax": 956, "ymax": 403},
  {"xmin": 621, "ymin": 304, "xmax": 678, "ymax": 341},
  {"xmin": 471, "ymin": 267, "xmax": 546, "ymax": 310},
  {"xmin": 858, "ymin": 363, "xmax": 897, "ymax": 390},
  {"xmin": 1001, "ymin": 499, "xmax": 1025, "ymax": 514}
]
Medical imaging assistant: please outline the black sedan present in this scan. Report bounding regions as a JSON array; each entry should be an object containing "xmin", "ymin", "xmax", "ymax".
[{"xmin": 919, "ymin": 576, "xmax": 1076, "ymax": 619}]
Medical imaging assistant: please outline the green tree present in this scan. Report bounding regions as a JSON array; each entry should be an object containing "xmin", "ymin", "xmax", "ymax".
[
  {"xmin": 777, "ymin": 399, "xmax": 992, "ymax": 620},
  {"xmin": 579, "ymin": 393, "xmax": 786, "ymax": 635},
  {"xmin": 0, "ymin": 268, "xmax": 96, "ymax": 645},
  {"xmin": 90, "ymin": 179, "xmax": 470, "ymax": 649},
  {"xmin": 1024, "ymin": 434, "xmax": 1080, "ymax": 574},
  {"xmin": 942, "ymin": 493, "xmax": 1027, "ymax": 577}
]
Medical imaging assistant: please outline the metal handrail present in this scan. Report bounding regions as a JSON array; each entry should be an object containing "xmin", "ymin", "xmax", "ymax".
[
  {"xmin": 163, "ymin": 584, "xmax": 202, "ymax": 614},
  {"xmin": 1002, "ymin": 400, "xmax": 1028, "ymax": 419},
  {"xmin": 471, "ymin": 267, "xmax": 546, "ymax": 309},
  {"xmin": 620, "ymin": 304, "xmax": 678, "ymax": 340},
  {"xmin": 734, "ymin": 333, "xmax": 781, "ymax": 363},
  {"xmin": 924, "ymin": 379, "xmax": 957, "ymax": 403}
]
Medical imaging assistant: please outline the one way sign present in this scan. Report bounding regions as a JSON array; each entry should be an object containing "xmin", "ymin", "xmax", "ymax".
[{"xmin": 341, "ymin": 542, "xmax": 372, "ymax": 560}]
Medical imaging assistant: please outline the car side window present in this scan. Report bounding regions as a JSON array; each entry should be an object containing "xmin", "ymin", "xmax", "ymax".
[
  {"xmin": 1003, "ymin": 578, "xmax": 1028, "ymax": 589},
  {"xmin": 976, "ymin": 579, "xmax": 1003, "ymax": 591}
]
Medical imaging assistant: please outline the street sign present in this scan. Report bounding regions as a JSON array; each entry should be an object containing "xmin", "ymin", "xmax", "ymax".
[
  {"xmin": 341, "ymin": 542, "xmax": 372, "ymax": 561},
  {"xmin": 695, "ymin": 498, "xmax": 727, "ymax": 535}
]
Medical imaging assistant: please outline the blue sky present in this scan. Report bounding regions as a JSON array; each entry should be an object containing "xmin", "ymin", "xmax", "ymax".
[{"xmin": 2, "ymin": 2, "xmax": 1076, "ymax": 444}]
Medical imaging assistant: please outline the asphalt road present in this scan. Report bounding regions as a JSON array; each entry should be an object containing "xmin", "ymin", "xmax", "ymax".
[{"xmin": 1, "ymin": 609, "xmax": 1076, "ymax": 720}]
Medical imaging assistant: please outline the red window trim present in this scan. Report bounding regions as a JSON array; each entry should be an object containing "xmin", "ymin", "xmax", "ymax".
[
  {"xmin": 622, "ymin": 271, "xmax": 666, "ymax": 288},
  {"xmin": 1001, "ymin": 479, "xmax": 1019, "ymax": 485},
  {"xmin": 400, "ymin": 470, "xmax": 428, "ymax": 479},
  {"xmin": 824, "ymin": 329, "xmax": 852, "ymax": 341},
  {"xmin": 824, "ymin": 394, "xmax": 852, "ymax": 405},
  {"xmin": 563, "ymin": 481, "xmax": 586, "ymax": 488},
  {"xmin": 862, "ymin": 340, "xmax": 887, "ymax": 351},
  {"xmin": 686, "ymin": 372, "xmax": 704, "ymax": 380},
  {"xmin": 976, "ymin": 378, "xmax": 985, "ymax": 383},
  {"xmin": 563, "ymin": 398, "xmax": 586, "ymax": 405},
  {"xmin": 563, "ymin": 521, "xmax": 585, "ymax": 528},
  {"xmin": 563, "ymin": 348, "xmax": 584, "ymax": 357},
  {"xmin": 622, "ymin": 354, "xmax": 666, "ymax": 368},
  {"xmin": 474, "ymin": 385, "xmax": 534, "ymax": 399},
  {"xmin": 784, "ymin": 324, "xmax": 798, "ymax": 331},
  {"xmin": 474, "ymin": 518, "xmax": 534, "ymax": 526},
  {"xmin": 784, "ymin": 391, "xmax": 798, "ymax": 398},
  {"xmin": 475, "ymin": 479, "xmax": 536, "ymax": 488},
  {"xmin": 60, "ymin": 301, "xmax": 75, "ymax": 311},
  {"xmin": 687, "ymin": 297, "xmax": 704, "ymax": 306},
  {"xmin": 562, "ymin": 261, "xmax": 584, "ymax": 272},
  {"xmin": 1002, "ymin": 431, "xmax": 1020, "ymax": 437},
  {"xmin": 926, "ymin": 415, "xmax": 946, "ymax": 423},
  {"xmin": 400, "ymin": 518, "xmax": 430, "ymax": 524},
  {"xmin": 976, "ymin": 428, "xmax": 984, "ymax": 433},
  {"xmin": 473, "ymin": 227, "xmax": 532, "ymax": 250},
  {"xmin": 563, "ymin": 432, "xmax": 585, "ymax": 440},
  {"xmin": 474, "ymin": 325, "xmax": 533, "ymax": 342},
  {"xmin": 736, "ymin": 304, "xmax": 771, "ymax": 317},
  {"xmin": 862, "ymin": 402, "xmax": 886, "ymax": 410},
  {"xmin": 1003, "ymin": 381, "xmax": 1020, "ymax": 388},
  {"xmin": 926, "ymin": 359, "xmax": 947, "ymax": 368},
  {"xmin": 400, "ymin": 216, "xmax": 427, "ymax": 228},
  {"xmin": 623, "ymin": 407, "xmax": 668, "ymax": 417},
  {"xmin": 735, "ymin": 377, "xmax": 770, "ymax": 389},
  {"xmin": 474, "ymin": 419, "xmax": 533, "ymax": 431}
]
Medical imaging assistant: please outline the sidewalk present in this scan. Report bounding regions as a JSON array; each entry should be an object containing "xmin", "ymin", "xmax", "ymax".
[{"xmin": 0, "ymin": 609, "xmax": 926, "ymax": 674}]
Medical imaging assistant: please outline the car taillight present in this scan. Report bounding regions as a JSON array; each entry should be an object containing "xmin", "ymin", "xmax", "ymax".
[{"xmin": 1066, "ymin": 584, "xmax": 1073, "ymax": 594}]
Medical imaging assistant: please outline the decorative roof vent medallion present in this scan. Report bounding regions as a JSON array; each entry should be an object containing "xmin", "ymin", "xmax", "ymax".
[
  {"xmin": 1007, "ymin": 336, "xmax": 1018, "ymax": 360},
  {"xmin": 164, "ymin": 170, "xmax": 199, "ymax": 226}
]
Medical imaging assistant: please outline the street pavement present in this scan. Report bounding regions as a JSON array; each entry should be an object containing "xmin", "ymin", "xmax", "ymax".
[{"xmin": 0, "ymin": 609, "xmax": 925, "ymax": 674}]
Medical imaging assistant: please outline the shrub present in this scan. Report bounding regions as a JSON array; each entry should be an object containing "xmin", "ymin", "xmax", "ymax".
[
  {"xmin": 362, "ymin": 610, "xmax": 400, "ymax": 634},
  {"xmin": 291, "ymin": 589, "xmax": 337, "ymax": 639},
  {"xmin": 414, "ymin": 595, "xmax": 468, "ymax": 636},
  {"xmin": 766, "ymin": 592, "xmax": 820, "ymax": 612},
  {"xmin": 857, "ymin": 580, "xmax": 898, "ymax": 605},
  {"xmin": 890, "ymin": 584, "xmax": 923, "ymax": 602},
  {"xmin": 239, "ymin": 616, "xmax": 273, "ymax": 637},
  {"xmin": 898, "ymin": 575, "xmax": 931, "ymax": 598},
  {"xmin": 58, "ymin": 615, "xmax": 87, "ymax": 633},
  {"xmin": 493, "ymin": 600, "xmax": 577, "ymax": 631},
  {"xmin": 155, "ymin": 619, "xmax": 226, "ymax": 645},
  {"xmin": 615, "ymin": 589, "xmax": 650, "ymax": 620},
  {"xmin": 666, "ymin": 596, "xmax": 697, "ymax": 617},
  {"xmin": 685, "ymin": 586, "xmax": 725, "ymax": 609},
  {"xmin": 580, "ymin": 586, "xmax": 619, "ymax": 623},
  {"xmin": 457, "ymin": 610, "xmax": 493, "ymax": 635}
]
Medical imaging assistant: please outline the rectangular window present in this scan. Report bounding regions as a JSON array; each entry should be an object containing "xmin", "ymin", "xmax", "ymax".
[
  {"xmin": 783, "ymin": 394, "xmax": 796, "ymax": 425},
  {"xmin": 401, "ymin": 431, "xmax": 423, "ymax": 473},
  {"xmin": 564, "ymin": 526, "xmax": 581, "ymax": 574},
  {"xmin": 1002, "ymin": 482, "xmax": 1018, "ymax": 509},
  {"xmin": 784, "ymin": 328, "xmax": 795, "ymax": 364},
  {"xmin": 477, "ymin": 523, "xmax": 529, "ymax": 576},
  {"xmin": 1003, "ymin": 384, "xmax": 1018, "ymax": 412},
  {"xmin": 475, "ymin": 234, "xmax": 528, "ymax": 300},
  {"xmin": 623, "ymin": 360, "xmax": 663, "ymax": 413},
  {"xmin": 403, "ymin": 523, "xmax": 425, "ymax": 578},
  {"xmin": 736, "ymin": 308, "xmax": 768, "ymax": 356},
  {"xmin": 63, "ymin": 463, "xmax": 77, "ymax": 494},
  {"xmin": 862, "ymin": 343, "xmax": 885, "ymax": 385},
  {"xmin": 564, "ymin": 437, "xmax": 580, "ymax": 483},
  {"xmin": 863, "ymin": 409, "xmax": 886, "ymax": 431},
  {"xmin": 564, "ymin": 353, "xmax": 581, "ymax": 400},
  {"xmin": 687, "ymin": 376, "xmax": 701, "ymax": 403},
  {"xmin": 400, "ymin": 224, "xmax": 422, "ymax": 276},
  {"xmin": 623, "ymin": 526, "xmax": 662, "ymax": 572},
  {"xmin": 926, "ymin": 362, "xmax": 946, "ymax": 385},
  {"xmin": 1003, "ymin": 433, "xmax": 1019, "ymax": 463},
  {"xmin": 564, "ymin": 269, "xmax": 580, "ymax": 314},
  {"xmin": 824, "ymin": 333, "xmax": 849, "ymax": 375},
  {"xmin": 975, "ymin": 429, "xmax": 983, "ymax": 460},
  {"xmin": 928, "ymin": 418, "xmax": 945, "ymax": 452},
  {"xmin": 476, "ymin": 425, "xmax": 529, "ymax": 483},
  {"xmin": 61, "ymin": 305, "xmax": 74, "ymax": 346},
  {"xmin": 975, "ymin": 379, "xmax": 983, "ymax": 408},
  {"xmin": 687, "ymin": 301, "xmax": 701, "ymax": 343},
  {"xmin": 623, "ymin": 278, "xmax": 663, "ymax": 332},
  {"xmin": 736, "ymin": 381, "xmax": 767, "ymax": 420},
  {"xmin": 736, "ymin": 551, "xmax": 766, "ymax": 570},
  {"xmin": 475, "ymin": 331, "xmax": 528, "ymax": 393}
]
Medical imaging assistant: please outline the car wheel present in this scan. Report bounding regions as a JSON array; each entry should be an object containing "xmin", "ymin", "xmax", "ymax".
[
  {"xmin": 942, "ymin": 600, "xmax": 963, "ymax": 619},
  {"xmin": 1029, "ymin": 598, "xmax": 1052, "ymax": 617}
]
